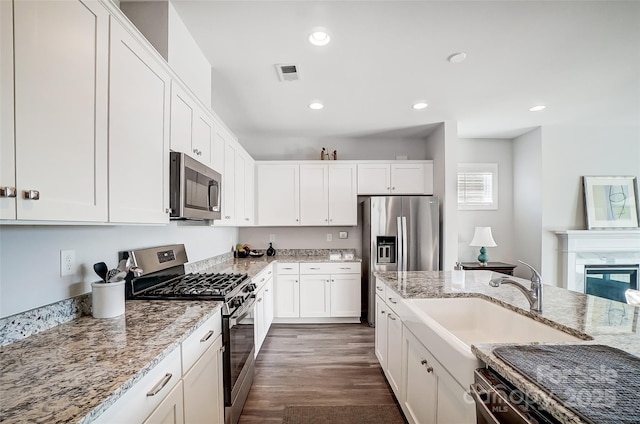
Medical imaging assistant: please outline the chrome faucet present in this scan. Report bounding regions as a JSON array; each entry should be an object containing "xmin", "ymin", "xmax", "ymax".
[{"xmin": 489, "ymin": 260, "xmax": 543, "ymax": 313}]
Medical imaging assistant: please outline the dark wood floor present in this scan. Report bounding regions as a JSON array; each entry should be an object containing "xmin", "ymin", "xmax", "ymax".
[{"xmin": 238, "ymin": 323, "xmax": 400, "ymax": 424}]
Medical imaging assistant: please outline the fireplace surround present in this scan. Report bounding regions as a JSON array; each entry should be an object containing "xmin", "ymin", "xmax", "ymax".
[{"xmin": 556, "ymin": 230, "xmax": 640, "ymax": 298}]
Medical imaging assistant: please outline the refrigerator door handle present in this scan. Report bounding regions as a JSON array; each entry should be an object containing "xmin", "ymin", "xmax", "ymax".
[
  {"xmin": 396, "ymin": 216, "xmax": 403, "ymax": 271},
  {"xmin": 402, "ymin": 216, "xmax": 408, "ymax": 271}
]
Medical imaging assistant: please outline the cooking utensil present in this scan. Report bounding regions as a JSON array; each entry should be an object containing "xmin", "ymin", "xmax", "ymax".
[
  {"xmin": 108, "ymin": 270, "xmax": 127, "ymax": 283},
  {"xmin": 93, "ymin": 262, "xmax": 108, "ymax": 283}
]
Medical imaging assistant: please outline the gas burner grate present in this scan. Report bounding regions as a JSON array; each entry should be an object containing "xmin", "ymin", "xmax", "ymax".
[{"xmin": 140, "ymin": 272, "xmax": 249, "ymax": 298}]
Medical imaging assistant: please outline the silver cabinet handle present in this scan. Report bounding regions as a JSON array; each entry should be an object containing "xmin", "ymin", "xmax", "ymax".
[
  {"xmin": 388, "ymin": 314, "xmax": 397, "ymax": 321},
  {"xmin": 339, "ymin": 267, "xmax": 352, "ymax": 270},
  {"xmin": 420, "ymin": 359, "xmax": 434, "ymax": 373},
  {"xmin": 282, "ymin": 267, "xmax": 293, "ymax": 270},
  {"xmin": 388, "ymin": 297, "xmax": 397, "ymax": 304},
  {"xmin": 0, "ymin": 187, "xmax": 17, "ymax": 198},
  {"xmin": 309, "ymin": 267, "xmax": 320, "ymax": 270},
  {"xmin": 381, "ymin": 310, "xmax": 386, "ymax": 315},
  {"xmin": 376, "ymin": 286, "xmax": 383, "ymax": 291},
  {"xmin": 260, "ymin": 278, "xmax": 265, "ymax": 282},
  {"xmin": 165, "ymin": 208, "xmax": 172, "ymax": 213},
  {"xmin": 220, "ymin": 345, "xmax": 226, "ymax": 353},
  {"xmin": 258, "ymin": 298, "xmax": 263, "ymax": 302},
  {"xmin": 265, "ymin": 289, "xmax": 269, "ymax": 292},
  {"xmin": 200, "ymin": 330, "xmax": 214, "ymax": 342},
  {"xmin": 296, "ymin": 218, "xmax": 299, "ymax": 222},
  {"xmin": 23, "ymin": 190, "xmax": 40, "ymax": 200},
  {"xmin": 146, "ymin": 373, "xmax": 172, "ymax": 397},
  {"xmin": 325, "ymin": 219, "xmax": 328, "ymax": 222},
  {"xmin": 392, "ymin": 187, "xmax": 396, "ymax": 190}
]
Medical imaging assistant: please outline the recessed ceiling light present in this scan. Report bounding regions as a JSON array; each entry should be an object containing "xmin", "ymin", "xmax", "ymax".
[
  {"xmin": 412, "ymin": 102, "xmax": 428, "ymax": 110},
  {"xmin": 309, "ymin": 102, "xmax": 324, "ymax": 110},
  {"xmin": 529, "ymin": 105, "xmax": 546, "ymax": 112},
  {"xmin": 447, "ymin": 52, "xmax": 467, "ymax": 63},
  {"xmin": 309, "ymin": 31, "xmax": 331, "ymax": 46}
]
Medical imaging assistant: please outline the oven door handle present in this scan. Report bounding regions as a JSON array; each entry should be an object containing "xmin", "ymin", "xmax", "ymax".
[{"xmin": 229, "ymin": 297, "xmax": 256, "ymax": 328}]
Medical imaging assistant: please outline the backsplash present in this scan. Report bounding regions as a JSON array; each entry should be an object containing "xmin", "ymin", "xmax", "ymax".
[
  {"xmin": 0, "ymin": 249, "xmax": 357, "ymax": 346},
  {"xmin": 0, "ymin": 294, "xmax": 92, "ymax": 347}
]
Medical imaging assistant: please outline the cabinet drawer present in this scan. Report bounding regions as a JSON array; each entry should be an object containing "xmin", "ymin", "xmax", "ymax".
[
  {"xmin": 327, "ymin": 262, "xmax": 360, "ymax": 274},
  {"xmin": 253, "ymin": 264, "xmax": 274, "ymax": 291},
  {"xmin": 386, "ymin": 289, "xmax": 402, "ymax": 313},
  {"xmin": 181, "ymin": 310, "xmax": 222, "ymax": 375},
  {"xmin": 374, "ymin": 279, "xmax": 386, "ymax": 299},
  {"xmin": 299, "ymin": 262, "xmax": 331, "ymax": 274},
  {"xmin": 277, "ymin": 262, "xmax": 299, "ymax": 274},
  {"xmin": 93, "ymin": 347, "xmax": 182, "ymax": 424}
]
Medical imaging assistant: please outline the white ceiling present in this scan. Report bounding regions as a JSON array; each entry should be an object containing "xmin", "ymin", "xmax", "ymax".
[{"xmin": 171, "ymin": 0, "xmax": 640, "ymax": 140}]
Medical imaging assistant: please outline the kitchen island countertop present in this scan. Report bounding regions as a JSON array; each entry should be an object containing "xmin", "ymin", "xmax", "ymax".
[{"xmin": 375, "ymin": 270, "xmax": 639, "ymax": 424}]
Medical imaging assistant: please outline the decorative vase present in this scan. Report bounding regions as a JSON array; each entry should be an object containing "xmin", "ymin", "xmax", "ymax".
[{"xmin": 266, "ymin": 242, "xmax": 276, "ymax": 256}]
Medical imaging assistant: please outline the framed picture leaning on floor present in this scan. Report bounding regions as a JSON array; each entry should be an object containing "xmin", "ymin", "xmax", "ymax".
[{"xmin": 583, "ymin": 176, "xmax": 639, "ymax": 229}]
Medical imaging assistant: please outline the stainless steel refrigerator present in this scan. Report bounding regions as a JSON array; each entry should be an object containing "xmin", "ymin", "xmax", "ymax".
[{"xmin": 362, "ymin": 196, "xmax": 439, "ymax": 325}]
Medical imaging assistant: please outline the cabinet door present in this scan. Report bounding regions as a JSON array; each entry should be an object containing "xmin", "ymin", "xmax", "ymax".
[
  {"xmin": 257, "ymin": 164, "xmax": 300, "ymax": 226},
  {"xmin": 386, "ymin": 310, "xmax": 403, "ymax": 395},
  {"xmin": 221, "ymin": 138, "xmax": 236, "ymax": 224},
  {"xmin": 254, "ymin": 287, "xmax": 265, "ymax": 355},
  {"xmin": 299, "ymin": 164, "xmax": 329, "ymax": 225},
  {"xmin": 357, "ymin": 164, "xmax": 390, "ymax": 195},
  {"xmin": 299, "ymin": 275, "xmax": 331, "ymax": 317},
  {"xmin": 374, "ymin": 296, "xmax": 388, "ymax": 369},
  {"xmin": 183, "ymin": 335, "xmax": 224, "ymax": 424},
  {"xmin": 403, "ymin": 332, "xmax": 437, "ymax": 424},
  {"xmin": 330, "ymin": 274, "xmax": 361, "ymax": 317},
  {"xmin": 235, "ymin": 151, "xmax": 246, "ymax": 225},
  {"xmin": 0, "ymin": 0, "xmax": 15, "ymax": 220},
  {"xmin": 109, "ymin": 18, "xmax": 170, "ymax": 224},
  {"xmin": 328, "ymin": 164, "xmax": 357, "ymax": 225},
  {"xmin": 169, "ymin": 82, "xmax": 193, "ymax": 155},
  {"xmin": 264, "ymin": 278, "xmax": 274, "ymax": 330},
  {"xmin": 243, "ymin": 158, "xmax": 255, "ymax": 225},
  {"xmin": 192, "ymin": 111, "xmax": 213, "ymax": 167},
  {"xmin": 144, "ymin": 381, "xmax": 184, "ymax": 424},
  {"xmin": 13, "ymin": 0, "xmax": 109, "ymax": 221},
  {"xmin": 391, "ymin": 163, "xmax": 425, "ymax": 194},
  {"xmin": 274, "ymin": 274, "xmax": 300, "ymax": 318}
]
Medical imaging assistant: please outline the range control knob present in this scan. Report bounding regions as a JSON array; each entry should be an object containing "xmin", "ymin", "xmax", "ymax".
[
  {"xmin": 230, "ymin": 297, "xmax": 243, "ymax": 308},
  {"xmin": 244, "ymin": 284, "xmax": 257, "ymax": 293}
]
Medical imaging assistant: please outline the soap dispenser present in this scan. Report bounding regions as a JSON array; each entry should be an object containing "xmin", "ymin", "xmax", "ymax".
[
  {"xmin": 452, "ymin": 261, "xmax": 465, "ymax": 287},
  {"xmin": 266, "ymin": 242, "xmax": 276, "ymax": 256}
]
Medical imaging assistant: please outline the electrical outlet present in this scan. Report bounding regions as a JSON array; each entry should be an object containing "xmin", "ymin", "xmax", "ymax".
[
  {"xmin": 339, "ymin": 231, "xmax": 348, "ymax": 239},
  {"xmin": 326, "ymin": 233, "xmax": 333, "ymax": 242},
  {"xmin": 269, "ymin": 234, "xmax": 276, "ymax": 242},
  {"xmin": 60, "ymin": 249, "xmax": 75, "ymax": 277}
]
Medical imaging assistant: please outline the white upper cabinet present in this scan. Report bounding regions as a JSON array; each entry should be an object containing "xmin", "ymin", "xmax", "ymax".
[
  {"xmin": 170, "ymin": 81, "xmax": 214, "ymax": 168},
  {"xmin": 327, "ymin": 164, "xmax": 357, "ymax": 225},
  {"xmin": 299, "ymin": 164, "xmax": 357, "ymax": 226},
  {"xmin": 239, "ymin": 151, "xmax": 255, "ymax": 225},
  {"xmin": 357, "ymin": 162, "xmax": 434, "ymax": 195},
  {"xmin": 0, "ymin": 0, "xmax": 15, "ymax": 220},
  {"xmin": 220, "ymin": 131, "xmax": 236, "ymax": 225},
  {"xmin": 257, "ymin": 163, "xmax": 300, "ymax": 226},
  {"xmin": 8, "ymin": 0, "xmax": 109, "ymax": 221},
  {"xmin": 108, "ymin": 17, "xmax": 170, "ymax": 224}
]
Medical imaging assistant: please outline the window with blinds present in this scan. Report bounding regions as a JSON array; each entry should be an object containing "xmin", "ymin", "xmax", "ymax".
[{"xmin": 457, "ymin": 163, "xmax": 498, "ymax": 210}]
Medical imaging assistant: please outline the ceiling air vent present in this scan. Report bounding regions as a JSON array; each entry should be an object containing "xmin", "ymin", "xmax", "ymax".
[{"xmin": 275, "ymin": 64, "xmax": 300, "ymax": 82}]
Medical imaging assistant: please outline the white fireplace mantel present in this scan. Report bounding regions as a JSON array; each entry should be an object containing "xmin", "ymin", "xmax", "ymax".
[{"xmin": 556, "ymin": 230, "xmax": 640, "ymax": 292}]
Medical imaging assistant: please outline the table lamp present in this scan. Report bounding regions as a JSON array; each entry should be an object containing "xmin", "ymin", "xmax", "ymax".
[{"xmin": 470, "ymin": 227, "xmax": 497, "ymax": 266}]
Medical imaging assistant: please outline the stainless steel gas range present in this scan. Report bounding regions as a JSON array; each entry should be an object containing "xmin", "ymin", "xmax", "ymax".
[{"xmin": 124, "ymin": 244, "xmax": 255, "ymax": 424}]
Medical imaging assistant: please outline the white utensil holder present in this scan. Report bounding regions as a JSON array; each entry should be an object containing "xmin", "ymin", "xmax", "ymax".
[{"xmin": 91, "ymin": 280, "xmax": 125, "ymax": 318}]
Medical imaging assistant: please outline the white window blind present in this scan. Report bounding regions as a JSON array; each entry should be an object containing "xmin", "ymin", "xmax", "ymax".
[{"xmin": 457, "ymin": 163, "xmax": 498, "ymax": 210}]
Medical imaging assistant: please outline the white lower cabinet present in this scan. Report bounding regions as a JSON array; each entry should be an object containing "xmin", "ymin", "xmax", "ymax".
[
  {"xmin": 374, "ymin": 282, "xmax": 475, "ymax": 424},
  {"xmin": 183, "ymin": 334, "xmax": 224, "ymax": 424},
  {"xmin": 144, "ymin": 381, "xmax": 185, "ymax": 424},
  {"xmin": 254, "ymin": 266, "xmax": 274, "ymax": 356},
  {"xmin": 93, "ymin": 311, "xmax": 224, "ymax": 424},
  {"xmin": 275, "ymin": 262, "xmax": 361, "ymax": 322}
]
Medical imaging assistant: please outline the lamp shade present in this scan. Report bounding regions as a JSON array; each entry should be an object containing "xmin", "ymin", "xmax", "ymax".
[{"xmin": 469, "ymin": 227, "xmax": 497, "ymax": 247}]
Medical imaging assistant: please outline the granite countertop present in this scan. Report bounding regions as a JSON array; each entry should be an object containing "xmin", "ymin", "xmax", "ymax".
[
  {"xmin": 0, "ymin": 300, "xmax": 222, "ymax": 424},
  {"xmin": 375, "ymin": 270, "xmax": 639, "ymax": 423}
]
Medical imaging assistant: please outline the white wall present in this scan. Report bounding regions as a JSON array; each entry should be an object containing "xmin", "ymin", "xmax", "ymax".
[
  {"xmin": 513, "ymin": 128, "xmax": 543, "ymax": 280},
  {"xmin": 540, "ymin": 124, "xmax": 640, "ymax": 286},
  {"xmin": 457, "ymin": 138, "xmax": 514, "ymax": 265},
  {"xmin": 0, "ymin": 223, "xmax": 238, "ymax": 317},
  {"xmin": 238, "ymin": 225, "xmax": 360, "ymax": 255},
  {"xmin": 167, "ymin": 2, "xmax": 212, "ymax": 107},
  {"xmin": 424, "ymin": 122, "xmax": 458, "ymax": 270},
  {"xmin": 120, "ymin": 1, "xmax": 212, "ymax": 107},
  {"xmin": 240, "ymin": 135, "xmax": 430, "ymax": 161}
]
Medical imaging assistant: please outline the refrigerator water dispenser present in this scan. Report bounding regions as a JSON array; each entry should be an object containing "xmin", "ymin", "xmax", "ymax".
[{"xmin": 377, "ymin": 236, "xmax": 396, "ymax": 264}]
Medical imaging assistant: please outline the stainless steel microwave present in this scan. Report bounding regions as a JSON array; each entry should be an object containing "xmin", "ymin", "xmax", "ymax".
[{"xmin": 169, "ymin": 152, "xmax": 222, "ymax": 220}]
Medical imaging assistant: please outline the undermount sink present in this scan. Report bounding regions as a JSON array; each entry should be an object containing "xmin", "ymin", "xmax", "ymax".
[{"xmin": 402, "ymin": 297, "xmax": 583, "ymax": 388}]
